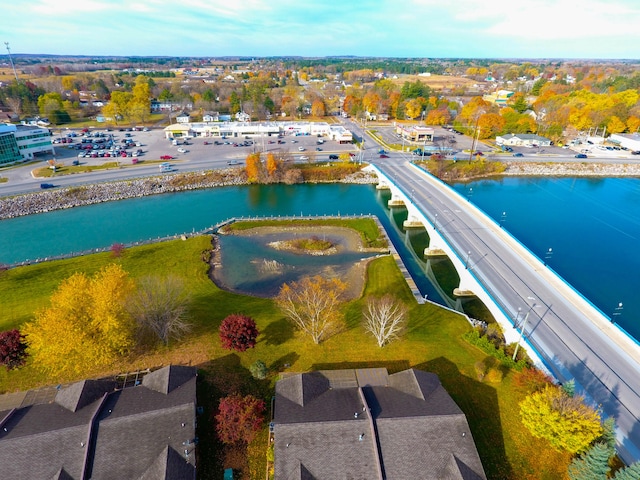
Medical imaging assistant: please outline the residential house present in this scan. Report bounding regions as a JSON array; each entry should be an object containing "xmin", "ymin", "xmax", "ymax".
[
  {"xmin": 0, "ymin": 365, "xmax": 197, "ymax": 480},
  {"xmin": 273, "ymin": 368, "xmax": 487, "ymax": 479},
  {"xmin": 203, "ymin": 111, "xmax": 220, "ymax": 122},
  {"xmin": 176, "ymin": 111, "xmax": 191, "ymax": 124}
]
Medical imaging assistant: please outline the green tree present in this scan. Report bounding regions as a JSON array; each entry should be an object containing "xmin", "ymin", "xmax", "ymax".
[
  {"xmin": 23, "ymin": 264, "xmax": 136, "ymax": 376},
  {"xmin": 520, "ymin": 385, "xmax": 603, "ymax": 454},
  {"xmin": 612, "ymin": 462, "xmax": 640, "ymax": 480},
  {"xmin": 567, "ymin": 443, "xmax": 612, "ymax": 480},
  {"xmin": 230, "ymin": 91, "xmax": 241, "ymax": 114}
]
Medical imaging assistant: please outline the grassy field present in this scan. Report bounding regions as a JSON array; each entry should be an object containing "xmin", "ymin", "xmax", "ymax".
[{"xmin": 0, "ymin": 228, "xmax": 571, "ymax": 479}]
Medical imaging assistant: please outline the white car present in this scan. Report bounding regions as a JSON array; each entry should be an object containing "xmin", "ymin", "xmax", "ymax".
[
  {"xmin": 299, "ymin": 155, "xmax": 310, "ymax": 161},
  {"xmin": 298, "ymin": 147, "xmax": 306, "ymax": 151},
  {"xmin": 177, "ymin": 147, "xmax": 187, "ymax": 153}
]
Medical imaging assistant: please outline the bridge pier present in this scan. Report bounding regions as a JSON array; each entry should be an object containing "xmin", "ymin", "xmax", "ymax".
[
  {"xmin": 388, "ymin": 192, "xmax": 405, "ymax": 207},
  {"xmin": 403, "ymin": 213, "xmax": 423, "ymax": 229}
]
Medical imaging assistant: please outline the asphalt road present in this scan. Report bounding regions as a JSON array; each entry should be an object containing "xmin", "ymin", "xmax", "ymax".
[{"xmin": 371, "ymin": 151, "xmax": 640, "ymax": 463}]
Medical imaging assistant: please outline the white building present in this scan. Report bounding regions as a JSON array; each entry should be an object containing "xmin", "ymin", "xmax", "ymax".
[
  {"xmin": 496, "ymin": 133, "xmax": 551, "ymax": 147},
  {"xmin": 609, "ymin": 133, "xmax": 640, "ymax": 152},
  {"xmin": 0, "ymin": 123, "xmax": 54, "ymax": 166},
  {"xmin": 163, "ymin": 121, "xmax": 351, "ymax": 143}
]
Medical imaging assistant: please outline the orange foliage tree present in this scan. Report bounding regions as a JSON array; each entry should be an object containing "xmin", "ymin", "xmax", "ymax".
[{"xmin": 245, "ymin": 153, "xmax": 263, "ymax": 183}]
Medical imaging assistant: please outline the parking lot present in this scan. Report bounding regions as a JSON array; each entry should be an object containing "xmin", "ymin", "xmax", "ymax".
[{"xmin": 50, "ymin": 126, "xmax": 359, "ymax": 170}]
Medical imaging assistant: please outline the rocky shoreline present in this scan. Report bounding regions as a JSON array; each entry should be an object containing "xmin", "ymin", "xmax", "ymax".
[
  {"xmin": 0, "ymin": 168, "xmax": 377, "ymax": 220},
  {"xmin": 1, "ymin": 162, "xmax": 638, "ymax": 220}
]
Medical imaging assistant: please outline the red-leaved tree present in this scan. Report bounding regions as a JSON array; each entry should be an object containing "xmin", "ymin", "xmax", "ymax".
[
  {"xmin": 0, "ymin": 329, "xmax": 29, "ymax": 370},
  {"xmin": 110, "ymin": 243, "xmax": 125, "ymax": 258},
  {"xmin": 215, "ymin": 394, "xmax": 266, "ymax": 444},
  {"xmin": 219, "ymin": 314, "xmax": 259, "ymax": 352}
]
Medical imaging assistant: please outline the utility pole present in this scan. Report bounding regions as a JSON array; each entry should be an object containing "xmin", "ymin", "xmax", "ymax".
[
  {"xmin": 5, "ymin": 42, "xmax": 19, "ymax": 82},
  {"xmin": 513, "ymin": 304, "xmax": 536, "ymax": 361}
]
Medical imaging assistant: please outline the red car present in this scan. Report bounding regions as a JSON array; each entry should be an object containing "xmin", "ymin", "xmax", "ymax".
[
  {"xmin": 380, "ymin": 154, "xmax": 389, "ymax": 158},
  {"xmin": 160, "ymin": 155, "xmax": 174, "ymax": 160}
]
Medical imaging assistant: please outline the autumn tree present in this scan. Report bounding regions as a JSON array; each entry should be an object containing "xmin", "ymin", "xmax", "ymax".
[
  {"xmin": 265, "ymin": 152, "xmax": 281, "ymax": 180},
  {"xmin": 0, "ymin": 329, "xmax": 28, "ymax": 370},
  {"xmin": 110, "ymin": 242, "xmax": 125, "ymax": 258},
  {"xmin": 310, "ymin": 99, "xmax": 325, "ymax": 117},
  {"xmin": 23, "ymin": 264, "xmax": 136, "ymax": 376},
  {"xmin": 215, "ymin": 394, "xmax": 266, "ymax": 444},
  {"xmin": 245, "ymin": 152, "xmax": 264, "ymax": 183},
  {"xmin": 363, "ymin": 294, "xmax": 408, "ymax": 347},
  {"xmin": 275, "ymin": 275, "xmax": 346, "ymax": 344},
  {"xmin": 219, "ymin": 314, "xmax": 259, "ymax": 352},
  {"xmin": 520, "ymin": 384, "xmax": 603, "ymax": 454},
  {"xmin": 127, "ymin": 275, "xmax": 191, "ymax": 346},
  {"xmin": 404, "ymin": 98, "xmax": 423, "ymax": 120}
]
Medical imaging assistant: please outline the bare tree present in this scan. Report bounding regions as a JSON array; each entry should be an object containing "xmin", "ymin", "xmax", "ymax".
[
  {"xmin": 363, "ymin": 294, "xmax": 408, "ymax": 347},
  {"xmin": 275, "ymin": 275, "xmax": 346, "ymax": 344},
  {"xmin": 128, "ymin": 275, "xmax": 191, "ymax": 346}
]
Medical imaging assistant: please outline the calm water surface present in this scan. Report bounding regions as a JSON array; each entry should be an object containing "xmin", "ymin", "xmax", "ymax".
[{"xmin": 1, "ymin": 179, "xmax": 638, "ymax": 340}]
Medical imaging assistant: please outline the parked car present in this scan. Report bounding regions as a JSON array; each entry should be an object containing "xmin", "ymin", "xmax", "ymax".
[
  {"xmin": 380, "ymin": 154, "xmax": 389, "ymax": 158},
  {"xmin": 177, "ymin": 147, "xmax": 187, "ymax": 153},
  {"xmin": 575, "ymin": 153, "xmax": 588, "ymax": 159},
  {"xmin": 160, "ymin": 155, "xmax": 174, "ymax": 160}
]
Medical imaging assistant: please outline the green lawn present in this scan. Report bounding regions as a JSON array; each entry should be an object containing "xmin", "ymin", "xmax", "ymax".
[{"xmin": 0, "ymin": 229, "xmax": 570, "ymax": 479}]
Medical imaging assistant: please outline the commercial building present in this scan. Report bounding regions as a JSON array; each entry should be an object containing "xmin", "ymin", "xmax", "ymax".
[
  {"xmin": 0, "ymin": 123, "xmax": 54, "ymax": 166},
  {"xmin": 609, "ymin": 133, "xmax": 640, "ymax": 152},
  {"xmin": 163, "ymin": 121, "xmax": 352, "ymax": 143},
  {"xmin": 395, "ymin": 124, "xmax": 435, "ymax": 143},
  {"xmin": 496, "ymin": 133, "xmax": 551, "ymax": 147},
  {"xmin": 273, "ymin": 368, "xmax": 486, "ymax": 480}
]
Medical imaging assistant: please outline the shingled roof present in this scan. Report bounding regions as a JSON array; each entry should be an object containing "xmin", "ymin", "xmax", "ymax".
[
  {"xmin": 273, "ymin": 368, "xmax": 486, "ymax": 480},
  {"xmin": 0, "ymin": 365, "xmax": 197, "ymax": 480}
]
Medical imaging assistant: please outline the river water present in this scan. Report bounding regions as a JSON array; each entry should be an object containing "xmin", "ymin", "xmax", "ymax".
[{"xmin": 1, "ymin": 179, "xmax": 638, "ymax": 341}]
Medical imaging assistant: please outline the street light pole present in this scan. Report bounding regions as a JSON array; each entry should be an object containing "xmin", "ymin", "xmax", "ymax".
[{"xmin": 513, "ymin": 304, "xmax": 536, "ymax": 361}]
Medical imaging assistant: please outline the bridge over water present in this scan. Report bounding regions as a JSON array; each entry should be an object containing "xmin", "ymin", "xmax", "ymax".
[{"xmin": 369, "ymin": 161, "xmax": 640, "ymax": 463}]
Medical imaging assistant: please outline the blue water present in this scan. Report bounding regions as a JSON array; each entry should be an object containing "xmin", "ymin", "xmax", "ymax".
[
  {"xmin": 453, "ymin": 176, "xmax": 640, "ymax": 341},
  {"xmin": 1, "ymin": 179, "xmax": 638, "ymax": 341}
]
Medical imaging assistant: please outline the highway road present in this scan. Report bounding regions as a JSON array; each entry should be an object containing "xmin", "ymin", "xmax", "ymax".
[{"xmin": 371, "ymin": 152, "xmax": 640, "ymax": 462}]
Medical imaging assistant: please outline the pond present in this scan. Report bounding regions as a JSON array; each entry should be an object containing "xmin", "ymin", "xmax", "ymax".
[{"xmin": 211, "ymin": 226, "xmax": 383, "ymax": 298}]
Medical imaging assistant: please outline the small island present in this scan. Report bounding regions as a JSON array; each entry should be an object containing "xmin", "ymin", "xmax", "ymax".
[{"xmin": 268, "ymin": 235, "xmax": 337, "ymax": 255}]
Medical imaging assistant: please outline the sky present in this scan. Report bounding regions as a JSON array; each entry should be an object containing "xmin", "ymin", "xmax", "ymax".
[{"xmin": 4, "ymin": 0, "xmax": 640, "ymax": 59}]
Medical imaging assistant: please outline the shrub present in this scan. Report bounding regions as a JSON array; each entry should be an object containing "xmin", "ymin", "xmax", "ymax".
[
  {"xmin": 0, "ymin": 329, "xmax": 29, "ymax": 370},
  {"xmin": 485, "ymin": 367, "xmax": 504, "ymax": 383},
  {"xmin": 474, "ymin": 361, "xmax": 487, "ymax": 380},
  {"xmin": 250, "ymin": 360, "xmax": 268, "ymax": 380},
  {"xmin": 219, "ymin": 314, "xmax": 259, "ymax": 352},
  {"xmin": 513, "ymin": 367, "xmax": 554, "ymax": 393},
  {"xmin": 463, "ymin": 329, "xmax": 529, "ymax": 371},
  {"xmin": 215, "ymin": 394, "xmax": 266, "ymax": 445}
]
